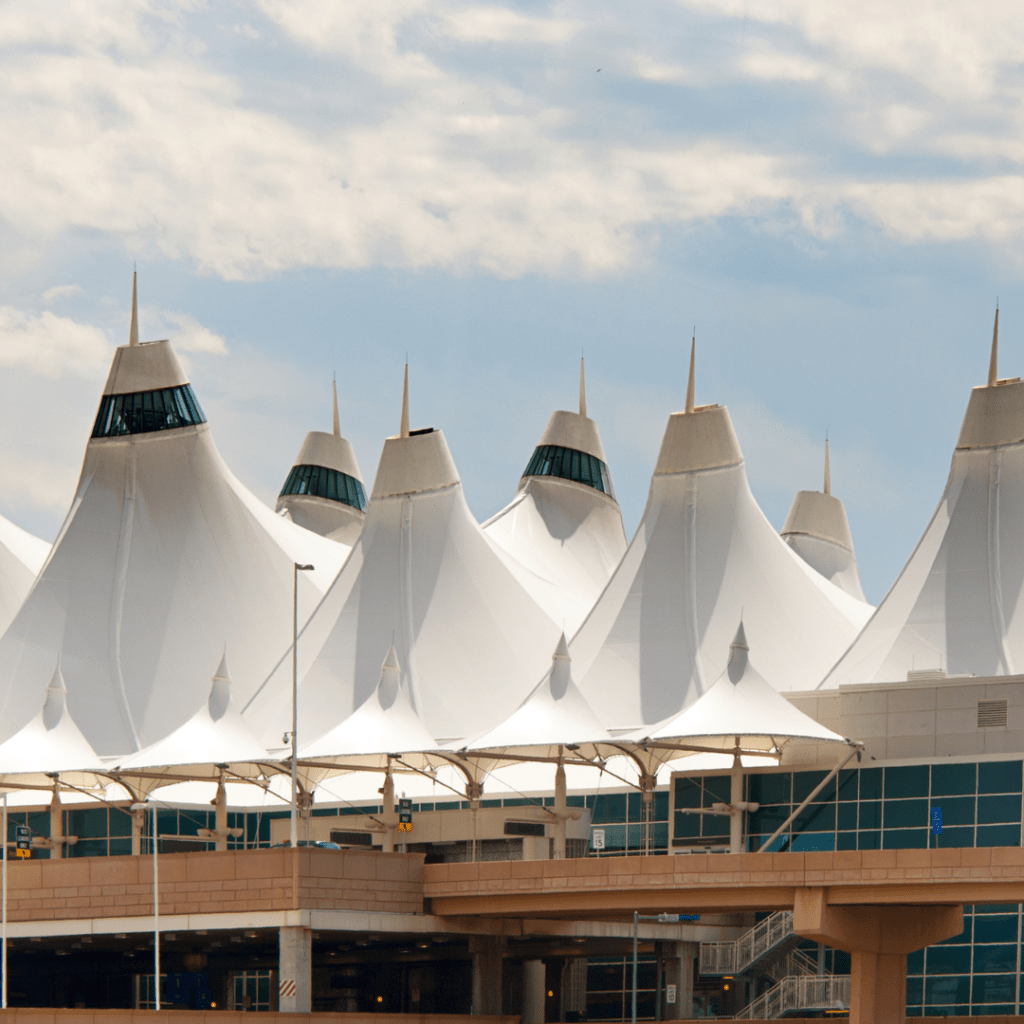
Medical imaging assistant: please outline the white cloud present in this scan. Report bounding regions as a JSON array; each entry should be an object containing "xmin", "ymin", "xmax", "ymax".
[
  {"xmin": 0, "ymin": 307, "xmax": 111, "ymax": 377},
  {"xmin": 440, "ymin": 7, "xmax": 578, "ymax": 44},
  {"xmin": 143, "ymin": 308, "xmax": 229, "ymax": 355},
  {"xmin": 42, "ymin": 284, "xmax": 85, "ymax": 304}
]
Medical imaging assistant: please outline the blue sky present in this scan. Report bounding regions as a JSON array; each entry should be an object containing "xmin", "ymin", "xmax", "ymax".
[{"xmin": 1, "ymin": 0, "xmax": 1022, "ymax": 603}]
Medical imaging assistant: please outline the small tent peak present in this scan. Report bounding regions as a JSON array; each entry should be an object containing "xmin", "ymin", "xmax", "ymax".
[
  {"xmin": 988, "ymin": 305, "xmax": 1000, "ymax": 387},
  {"xmin": 400, "ymin": 364, "xmax": 410, "ymax": 439},
  {"xmin": 579, "ymin": 357, "xmax": 587, "ymax": 418},
  {"xmin": 727, "ymin": 621, "xmax": 749, "ymax": 684},
  {"xmin": 42, "ymin": 661, "xmax": 68, "ymax": 731},
  {"xmin": 553, "ymin": 632, "xmax": 570, "ymax": 661},
  {"xmin": 208, "ymin": 649, "xmax": 232, "ymax": 721},
  {"xmin": 824, "ymin": 437, "xmax": 831, "ymax": 495},
  {"xmin": 685, "ymin": 333, "xmax": 696, "ymax": 414},
  {"xmin": 383, "ymin": 643, "xmax": 401, "ymax": 672},
  {"xmin": 332, "ymin": 375, "xmax": 341, "ymax": 437},
  {"xmin": 213, "ymin": 646, "xmax": 230, "ymax": 683},
  {"xmin": 377, "ymin": 643, "xmax": 402, "ymax": 710},
  {"xmin": 129, "ymin": 271, "xmax": 139, "ymax": 347}
]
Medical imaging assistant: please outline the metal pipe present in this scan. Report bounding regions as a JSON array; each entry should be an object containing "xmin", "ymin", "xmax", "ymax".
[
  {"xmin": 2, "ymin": 792, "xmax": 7, "ymax": 1010},
  {"xmin": 153, "ymin": 804, "xmax": 159, "ymax": 1011},
  {"xmin": 631, "ymin": 911, "xmax": 638, "ymax": 1024},
  {"xmin": 290, "ymin": 563, "xmax": 314, "ymax": 849},
  {"xmin": 757, "ymin": 745, "xmax": 862, "ymax": 853}
]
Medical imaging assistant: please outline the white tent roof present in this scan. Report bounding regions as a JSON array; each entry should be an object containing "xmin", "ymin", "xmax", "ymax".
[
  {"xmin": 276, "ymin": 378, "xmax": 366, "ymax": 545},
  {"xmin": 570, "ymin": 352, "xmax": 872, "ymax": 729},
  {"xmin": 0, "ymin": 282, "xmax": 349, "ymax": 758},
  {"xmin": 113, "ymin": 653, "xmax": 269, "ymax": 770},
  {"xmin": 823, "ymin": 312, "xmax": 1024, "ymax": 685},
  {"xmin": 244, "ymin": 370, "xmax": 562, "ymax": 748},
  {"xmin": 466, "ymin": 633, "xmax": 612, "ymax": 750},
  {"xmin": 781, "ymin": 441, "xmax": 868, "ymax": 603},
  {"xmin": 0, "ymin": 663, "xmax": 101, "ymax": 773},
  {"xmin": 484, "ymin": 360, "xmax": 627, "ymax": 634},
  {"xmin": 301, "ymin": 644, "xmax": 437, "ymax": 758},
  {"xmin": 0, "ymin": 512, "xmax": 50, "ymax": 639},
  {"xmin": 644, "ymin": 623, "xmax": 849, "ymax": 749}
]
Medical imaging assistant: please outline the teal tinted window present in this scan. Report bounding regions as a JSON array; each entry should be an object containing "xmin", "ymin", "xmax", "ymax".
[
  {"xmin": 973, "ymin": 915, "xmax": 1018, "ymax": 944},
  {"xmin": 859, "ymin": 767, "xmax": 882, "ymax": 800},
  {"xmin": 859, "ymin": 801, "xmax": 881, "ymax": 829},
  {"xmin": 884, "ymin": 827, "xmax": 927, "ymax": 849},
  {"xmin": 280, "ymin": 464, "xmax": 367, "ymax": 511},
  {"xmin": 978, "ymin": 760, "xmax": 1022, "ymax": 793},
  {"xmin": 977, "ymin": 794, "xmax": 1021, "ymax": 824},
  {"xmin": 885, "ymin": 764, "xmax": 929, "ymax": 799},
  {"xmin": 92, "ymin": 385, "xmax": 206, "ymax": 437},
  {"xmin": 673, "ymin": 777, "xmax": 702, "ymax": 809},
  {"xmin": 836, "ymin": 770, "xmax": 858, "ymax": 801},
  {"xmin": 933, "ymin": 826, "xmax": 974, "ymax": 848},
  {"xmin": 926, "ymin": 946, "xmax": 971, "ymax": 974},
  {"xmin": 972, "ymin": 944, "xmax": 1017, "ymax": 972},
  {"xmin": 748, "ymin": 773, "xmax": 791, "ymax": 805},
  {"xmin": 884, "ymin": 798, "xmax": 928, "ymax": 828},
  {"xmin": 793, "ymin": 771, "xmax": 830, "ymax": 802},
  {"xmin": 932, "ymin": 796, "xmax": 974, "ymax": 826},
  {"xmin": 977, "ymin": 823, "xmax": 1021, "ymax": 846},
  {"xmin": 931, "ymin": 762, "xmax": 976, "ymax": 796},
  {"xmin": 522, "ymin": 445, "xmax": 613, "ymax": 495}
]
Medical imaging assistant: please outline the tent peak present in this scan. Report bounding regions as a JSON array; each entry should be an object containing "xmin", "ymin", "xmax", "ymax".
[
  {"xmin": 685, "ymin": 332, "xmax": 695, "ymax": 414},
  {"xmin": 400, "ymin": 364, "xmax": 410, "ymax": 438},
  {"xmin": 43, "ymin": 661, "xmax": 68, "ymax": 731},
  {"xmin": 579, "ymin": 357, "xmax": 587, "ymax": 417},
  {"xmin": 377, "ymin": 643, "xmax": 402, "ymax": 711},
  {"xmin": 129, "ymin": 271, "xmax": 139, "ymax": 347},
  {"xmin": 824, "ymin": 437, "xmax": 831, "ymax": 495},
  {"xmin": 332, "ymin": 374, "xmax": 341, "ymax": 437},
  {"xmin": 553, "ymin": 632, "xmax": 570, "ymax": 661},
  {"xmin": 728, "ymin": 621, "xmax": 749, "ymax": 684},
  {"xmin": 988, "ymin": 304, "xmax": 999, "ymax": 387},
  {"xmin": 208, "ymin": 651, "xmax": 232, "ymax": 722}
]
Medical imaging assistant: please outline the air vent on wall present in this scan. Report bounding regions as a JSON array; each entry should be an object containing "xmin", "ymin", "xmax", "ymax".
[{"xmin": 977, "ymin": 699, "xmax": 1009, "ymax": 728}]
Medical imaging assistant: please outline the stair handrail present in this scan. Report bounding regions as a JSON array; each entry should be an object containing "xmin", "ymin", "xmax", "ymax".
[{"xmin": 733, "ymin": 974, "xmax": 850, "ymax": 1020}]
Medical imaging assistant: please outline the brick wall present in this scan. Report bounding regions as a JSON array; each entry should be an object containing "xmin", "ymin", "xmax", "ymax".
[{"xmin": 3, "ymin": 848, "xmax": 424, "ymax": 922}]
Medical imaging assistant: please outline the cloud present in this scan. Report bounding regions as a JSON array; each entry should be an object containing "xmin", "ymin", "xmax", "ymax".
[
  {"xmin": 0, "ymin": 307, "xmax": 111, "ymax": 377},
  {"xmin": 440, "ymin": 7, "xmax": 579, "ymax": 44},
  {"xmin": 143, "ymin": 308, "xmax": 229, "ymax": 355},
  {"xmin": 42, "ymin": 284, "xmax": 85, "ymax": 304}
]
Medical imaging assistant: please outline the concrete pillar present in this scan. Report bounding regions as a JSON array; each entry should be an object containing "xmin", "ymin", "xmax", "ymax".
[
  {"xmin": 662, "ymin": 941, "xmax": 697, "ymax": 1020},
  {"xmin": 793, "ymin": 888, "xmax": 964, "ymax": 1024},
  {"xmin": 379, "ymin": 772, "xmax": 396, "ymax": 853},
  {"xmin": 561, "ymin": 958, "xmax": 587, "ymax": 1020},
  {"xmin": 49, "ymin": 788, "xmax": 63, "ymax": 860},
  {"xmin": 214, "ymin": 782, "xmax": 228, "ymax": 852},
  {"xmin": 469, "ymin": 935, "xmax": 504, "ymax": 1015},
  {"xmin": 278, "ymin": 926, "xmax": 312, "ymax": 1013},
  {"xmin": 131, "ymin": 806, "xmax": 145, "ymax": 857},
  {"xmin": 729, "ymin": 758, "xmax": 743, "ymax": 854},
  {"xmin": 522, "ymin": 959, "xmax": 546, "ymax": 1024},
  {"xmin": 552, "ymin": 763, "xmax": 566, "ymax": 859}
]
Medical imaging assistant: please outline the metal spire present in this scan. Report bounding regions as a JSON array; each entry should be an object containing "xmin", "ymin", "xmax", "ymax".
[
  {"xmin": 685, "ymin": 332, "xmax": 695, "ymax": 414},
  {"xmin": 332, "ymin": 373, "xmax": 340, "ymax": 437},
  {"xmin": 579, "ymin": 356, "xmax": 587, "ymax": 418},
  {"xmin": 824, "ymin": 437, "xmax": 831, "ymax": 496},
  {"xmin": 400, "ymin": 363, "xmax": 410, "ymax": 438},
  {"xmin": 988, "ymin": 304, "xmax": 1000, "ymax": 387},
  {"xmin": 129, "ymin": 270, "xmax": 139, "ymax": 347}
]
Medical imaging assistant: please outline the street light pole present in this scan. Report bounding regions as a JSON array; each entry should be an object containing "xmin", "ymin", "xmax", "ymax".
[
  {"xmin": 131, "ymin": 802, "xmax": 159, "ymax": 1009},
  {"xmin": 291, "ymin": 563, "xmax": 314, "ymax": 848}
]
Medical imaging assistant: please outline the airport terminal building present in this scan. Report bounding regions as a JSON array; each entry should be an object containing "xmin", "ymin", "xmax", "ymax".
[{"xmin": 0, "ymin": 289, "xmax": 1021, "ymax": 1018}]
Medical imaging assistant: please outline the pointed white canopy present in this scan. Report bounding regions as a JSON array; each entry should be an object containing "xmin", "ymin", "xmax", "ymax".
[
  {"xmin": 781, "ymin": 441, "xmax": 868, "ymax": 602},
  {"xmin": 0, "ymin": 512, "xmax": 50, "ymax": 638},
  {"xmin": 245, "ymin": 371, "xmax": 562, "ymax": 747},
  {"xmin": 301, "ymin": 644, "xmax": 437, "ymax": 758},
  {"xmin": 824, "ymin": 312, "xmax": 1024, "ymax": 685},
  {"xmin": 115, "ymin": 652, "xmax": 269, "ymax": 769},
  {"xmin": 484, "ymin": 360, "xmax": 627, "ymax": 634},
  {"xmin": 570, "ymin": 360, "xmax": 872, "ymax": 729},
  {"xmin": 467, "ymin": 633, "xmax": 611, "ymax": 750},
  {"xmin": 276, "ymin": 378, "xmax": 367, "ymax": 545},
  {"xmin": 0, "ymin": 281, "xmax": 348, "ymax": 758},
  {"xmin": 0, "ymin": 663, "xmax": 101, "ymax": 773},
  {"xmin": 646, "ymin": 623, "xmax": 849, "ymax": 749}
]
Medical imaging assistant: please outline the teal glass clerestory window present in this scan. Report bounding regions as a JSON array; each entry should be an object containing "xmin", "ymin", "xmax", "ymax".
[
  {"xmin": 280, "ymin": 464, "xmax": 367, "ymax": 511},
  {"xmin": 91, "ymin": 385, "xmax": 206, "ymax": 438},
  {"xmin": 521, "ymin": 444, "xmax": 613, "ymax": 495}
]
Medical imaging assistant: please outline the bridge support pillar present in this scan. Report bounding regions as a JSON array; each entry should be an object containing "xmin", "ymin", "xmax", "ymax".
[
  {"xmin": 522, "ymin": 959, "xmax": 545, "ymax": 1023},
  {"xmin": 470, "ymin": 935, "xmax": 505, "ymax": 1015},
  {"xmin": 662, "ymin": 941, "xmax": 696, "ymax": 1019},
  {"xmin": 793, "ymin": 888, "xmax": 963, "ymax": 1024},
  {"xmin": 278, "ymin": 925, "xmax": 312, "ymax": 1012}
]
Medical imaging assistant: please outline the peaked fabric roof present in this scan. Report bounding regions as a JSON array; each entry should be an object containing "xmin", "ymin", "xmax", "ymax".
[
  {"xmin": 0, "ymin": 663, "xmax": 101, "ymax": 773},
  {"xmin": 0, "ymin": 511, "xmax": 50, "ymax": 639},
  {"xmin": 484, "ymin": 363, "xmax": 627, "ymax": 635},
  {"xmin": 0, "ymin": 300, "xmax": 349, "ymax": 758},
  {"xmin": 114, "ymin": 653, "xmax": 268, "ymax": 769},
  {"xmin": 570, "ymin": 363, "xmax": 872, "ymax": 729},
  {"xmin": 301, "ymin": 644, "xmax": 437, "ymax": 758},
  {"xmin": 782, "ymin": 442, "xmax": 868, "ymax": 602},
  {"xmin": 646, "ymin": 623, "xmax": 849, "ymax": 749},
  {"xmin": 467, "ymin": 633, "xmax": 611, "ymax": 751},
  {"xmin": 245, "ymin": 375, "xmax": 562, "ymax": 747},
  {"xmin": 823, "ymin": 314, "xmax": 1024, "ymax": 686}
]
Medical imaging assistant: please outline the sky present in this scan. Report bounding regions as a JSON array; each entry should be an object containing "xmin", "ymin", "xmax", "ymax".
[{"xmin": 1, "ymin": 0, "xmax": 1023, "ymax": 604}]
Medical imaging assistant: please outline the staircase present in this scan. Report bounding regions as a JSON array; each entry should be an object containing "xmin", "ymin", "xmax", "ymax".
[
  {"xmin": 733, "ymin": 975, "xmax": 850, "ymax": 1019},
  {"xmin": 700, "ymin": 910, "xmax": 801, "ymax": 976}
]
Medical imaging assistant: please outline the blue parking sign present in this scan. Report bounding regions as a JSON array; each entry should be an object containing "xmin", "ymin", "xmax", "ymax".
[{"xmin": 931, "ymin": 807, "xmax": 942, "ymax": 835}]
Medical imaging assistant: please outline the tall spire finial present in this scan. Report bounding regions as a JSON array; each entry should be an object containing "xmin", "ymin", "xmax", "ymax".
[
  {"xmin": 824, "ymin": 436, "xmax": 831, "ymax": 495},
  {"xmin": 332, "ymin": 373, "xmax": 340, "ymax": 437},
  {"xmin": 400, "ymin": 363, "xmax": 410, "ymax": 438},
  {"xmin": 579, "ymin": 356, "xmax": 587, "ymax": 417},
  {"xmin": 129, "ymin": 270, "xmax": 139, "ymax": 347},
  {"xmin": 988, "ymin": 304, "xmax": 1000, "ymax": 387},
  {"xmin": 685, "ymin": 332, "xmax": 695, "ymax": 414}
]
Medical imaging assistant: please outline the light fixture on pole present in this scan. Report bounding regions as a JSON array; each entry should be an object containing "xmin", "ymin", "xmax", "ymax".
[
  {"xmin": 291, "ymin": 563, "xmax": 314, "ymax": 848},
  {"xmin": 131, "ymin": 802, "xmax": 159, "ymax": 1009}
]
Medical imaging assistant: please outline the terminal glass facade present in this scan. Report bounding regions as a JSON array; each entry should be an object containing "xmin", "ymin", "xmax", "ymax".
[
  {"xmin": 279, "ymin": 463, "xmax": 367, "ymax": 511},
  {"xmin": 91, "ymin": 385, "xmax": 206, "ymax": 438},
  {"xmin": 522, "ymin": 444, "xmax": 613, "ymax": 495}
]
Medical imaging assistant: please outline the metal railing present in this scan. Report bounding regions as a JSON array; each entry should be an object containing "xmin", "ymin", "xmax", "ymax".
[
  {"xmin": 765, "ymin": 947, "xmax": 821, "ymax": 982},
  {"xmin": 733, "ymin": 975, "xmax": 850, "ymax": 1020},
  {"xmin": 700, "ymin": 909, "xmax": 794, "ymax": 976}
]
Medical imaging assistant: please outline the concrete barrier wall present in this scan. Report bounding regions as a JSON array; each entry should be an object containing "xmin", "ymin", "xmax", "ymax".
[{"xmin": 2, "ymin": 848, "xmax": 424, "ymax": 923}]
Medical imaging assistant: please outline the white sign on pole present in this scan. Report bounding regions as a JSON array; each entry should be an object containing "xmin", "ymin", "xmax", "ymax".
[
  {"xmin": 665, "ymin": 984, "xmax": 676, "ymax": 1005},
  {"xmin": 591, "ymin": 828, "xmax": 605, "ymax": 850}
]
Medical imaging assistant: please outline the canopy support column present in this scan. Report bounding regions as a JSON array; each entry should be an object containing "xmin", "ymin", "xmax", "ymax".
[
  {"xmin": 379, "ymin": 771, "xmax": 396, "ymax": 853},
  {"xmin": 553, "ymin": 761, "xmax": 567, "ymax": 859},
  {"xmin": 49, "ymin": 787, "xmax": 63, "ymax": 861},
  {"xmin": 213, "ymin": 780, "xmax": 228, "ymax": 852}
]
